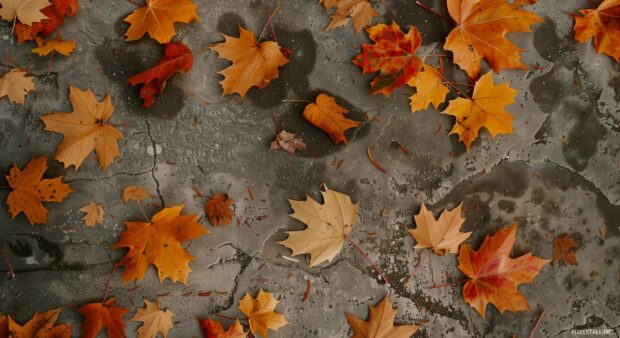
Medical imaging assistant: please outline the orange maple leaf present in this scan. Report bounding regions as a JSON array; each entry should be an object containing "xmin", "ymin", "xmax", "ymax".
[
  {"xmin": 123, "ymin": 0, "xmax": 198, "ymax": 44},
  {"xmin": 572, "ymin": 0, "xmax": 620, "ymax": 63},
  {"xmin": 238, "ymin": 289, "xmax": 288, "ymax": 338},
  {"xmin": 303, "ymin": 93, "xmax": 361, "ymax": 144},
  {"xmin": 7, "ymin": 308, "xmax": 71, "ymax": 338},
  {"xmin": 408, "ymin": 203, "xmax": 471, "ymax": 255},
  {"xmin": 32, "ymin": 35, "xmax": 76, "ymax": 56},
  {"xmin": 353, "ymin": 22, "xmax": 422, "ymax": 96},
  {"xmin": 205, "ymin": 193, "xmax": 235, "ymax": 227},
  {"xmin": 122, "ymin": 185, "xmax": 156, "ymax": 204},
  {"xmin": 320, "ymin": 0, "xmax": 378, "ymax": 34},
  {"xmin": 78, "ymin": 298, "xmax": 128, "ymax": 338},
  {"xmin": 441, "ymin": 72, "xmax": 517, "ymax": 150},
  {"xmin": 346, "ymin": 295, "xmax": 419, "ymax": 338},
  {"xmin": 6, "ymin": 156, "xmax": 74, "ymax": 225},
  {"xmin": 199, "ymin": 318, "xmax": 247, "ymax": 338},
  {"xmin": 15, "ymin": 0, "xmax": 78, "ymax": 44},
  {"xmin": 552, "ymin": 233, "xmax": 578, "ymax": 266},
  {"xmin": 409, "ymin": 64, "xmax": 449, "ymax": 113},
  {"xmin": 210, "ymin": 26, "xmax": 290, "ymax": 98},
  {"xmin": 111, "ymin": 204, "xmax": 210, "ymax": 284},
  {"xmin": 444, "ymin": 0, "xmax": 542, "ymax": 79},
  {"xmin": 128, "ymin": 42, "xmax": 193, "ymax": 108},
  {"xmin": 41, "ymin": 86, "xmax": 124, "ymax": 170},
  {"xmin": 457, "ymin": 224, "xmax": 549, "ymax": 317}
]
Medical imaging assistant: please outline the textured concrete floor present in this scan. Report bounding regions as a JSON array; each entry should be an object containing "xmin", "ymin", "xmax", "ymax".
[{"xmin": 0, "ymin": 0, "xmax": 619, "ymax": 337}]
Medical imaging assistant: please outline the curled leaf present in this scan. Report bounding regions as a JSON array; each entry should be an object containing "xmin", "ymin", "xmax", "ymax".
[
  {"xmin": 270, "ymin": 130, "xmax": 306, "ymax": 155},
  {"xmin": 303, "ymin": 93, "xmax": 361, "ymax": 144}
]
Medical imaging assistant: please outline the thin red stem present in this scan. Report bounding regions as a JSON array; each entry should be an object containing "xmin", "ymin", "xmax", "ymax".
[
  {"xmin": 426, "ymin": 278, "xmax": 467, "ymax": 289},
  {"xmin": 101, "ymin": 262, "xmax": 118, "ymax": 303},
  {"xmin": 348, "ymin": 239, "xmax": 389, "ymax": 284},
  {"xmin": 405, "ymin": 250, "xmax": 428, "ymax": 285},
  {"xmin": 529, "ymin": 310, "xmax": 545, "ymax": 338},
  {"xmin": 266, "ymin": 5, "xmax": 279, "ymax": 44},
  {"xmin": 126, "ymin": 0, "xmax": 142, "ymax": 6},
  {"xmin": 415, "ymin": 1, "xmax": 456, "ymax": 25},
  {"xmin": 258, "ymin": 5, "xmax": 281, "ymax": 43},
  {"xmin": 0, "ymin": 244, "xmax": 15, "ymax": 278}
]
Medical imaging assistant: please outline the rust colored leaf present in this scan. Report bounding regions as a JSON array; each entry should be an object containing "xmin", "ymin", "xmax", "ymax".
[
  {"xmin": 353, "ymin": 22, "xmax": 422, "ymax": 96},
  {"xmin": 79, "ymin": 298, "xmax": 128, "ymax": 338},
  {"xmin": 552, "ymin": 233, "xmax": 578, "ymax": 265},
  {"xmin": 303, "ymin": 93, "xmax": 361, "ymax": 144},
  {"xmin": 14, "ymin": 0, "xmax": 78, "ymax": 44},
  {"xmin": 571, "ymin": 0, "xmax": 620, "ymax": 63},
  {"xmin": 205, "ymin": 194, "xmax": 235, "ymax": 227},
  {"xmin": 457, "ymin": 224, "xmax": 549, "ymax": 317},
  {"xmin": 128, "ymin": 42, "xmax": 193, "ymax": 108},
  {"xmin": 6, "ymin": 156, "xmax": 74, "ymax": 225},
  {"xmin": 199, "ymin": 318, "xmax": 247, "ymax": 338},
  {"xmin": 270, "ymin": 130, "xmax": 306, "ymax": 155},
  {"xmin": 110, "ymin": 204, "xmax": 210, "ymax": 284}
]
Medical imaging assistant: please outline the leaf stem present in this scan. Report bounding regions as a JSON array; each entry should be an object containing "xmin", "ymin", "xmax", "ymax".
[
  {"xmin": 529, "ymin": 309, "xmax": 545, "ymax": 338},
  {"xmin": 258, "ymin": 5, "xmax": 281, "ymax": 43},
  {"xmin": 367, "ymin": 147, "xmax": 387, "ymax": 173},
  {"xmin": 137, "ymin": 200, "xmax": 150, "ymax": 223},
  {"xmin": 101, "ymin": 261, "xmax": 118, "ymax": 303},
  {"xmin": 415, "ymin": 1, "xmax": 456, "ymax": 25},
  {"xmin": 348, "ymin": 239, "xmax": 389, "ymax": 284},
  {"xmin": 405, "ymin": 249, "xmax": 428, "ymax": 285},
  {"xmin": 0, "ymin": 244, "xmax": 15, "ymax": 278}
]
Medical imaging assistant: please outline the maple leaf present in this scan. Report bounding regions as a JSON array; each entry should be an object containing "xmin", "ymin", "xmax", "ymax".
[
  {"xmin": 238, "ymin": 289, "xmax": 288, "ymax": 338},
  {"xmin": 408, "ymin": 203, "xmax": 471, "ymax": 255},
  {"xmin": 6, "ymin": 156, "xmax": 74, "ymax": 225},
  {"xmin": 79, "ymin": 201, "xmax": 105, "ymax": 227},
  {"xmin": 303, "ymin": 93, "xmax": 361, "ymax": 144},
  {"xmin": 0, "ymin": 0, "xmax": 50, "ymax": 25},
  {"xmin": 346, "ymin": 295, "xmax": 419, "ymax": 338},
  {"xmin": 441, "ymin": 72, "xmax": 517, "ymax": 150},
  {"xmin": 122, "ymin": 185, "xmax": 156, "ymax": 203},
  {"xmin": 210, "ymin": 26, "xmax": 290, "ymax": 98},
  {"xmin": 32, "ymin": 36, "xmax": 76, "ymax": 56},
  {"xmin": 572, "ymin": 0, "xmax": 620, "ymax": 63},
  {"xmin": 0, "ymin": 314, "xmax": 7, "ymax": 338},
  {"xmin": 199, "ymin": 318, "xmax": 247, "ymax": 338},
  {"xmin": 205, "ymin": 194, "xmax": 235, "ymax": 227},
  {"xmin": 444, "ymin": 0, "xmax": 543, "ymax": 79},
  {"xmin": 279, "ymin": 186, "xmax": 358, "ymax": 267},
  {"xmin": 110, "ymin": 204, "xmax": 210, "ymax": 283},
  {"xmin": 131, "ymin": 300, "xmax": 174, "ymax": 338},
  {"xmin": 320, "ymin": 0, "xmax": 378, "ymax": 34},
  {"xmin": 269, "ymin": 130, "xmax": 306, "ymax": 154},
  {"xmin": 15, "ymin": 0, "xmax": 78, "ymax": 44},
  {"xmin": 409, "ymin": 64, "xmax": 449, "ymax": 113},
  {"xmin": 552, "ymin": 234, "xmax": 578, "ymax": 266},
  {"xmin": 40, "ymin": 86, "xmax": 124, "ymax": 170},
  {"xmin": 457, "ymin": 224, "xmax": 550, "ymax": 317},
  {"xmin": 124, "ymin": 0, "xmax": 198, "ymax": 44},
  {"xmin": 128, "ymin": 42, "xmax": 193, "ymax": 108},
  {"xmin": 0, "ymin": 69, "xmax": 36, "ymax": 105},
  {"xmin": 7, "ymin": 308, "xmax": 71, "ymax": 338},
  {"xmin": 353, "ymin": 22, "xmax": 422, "ymax": 96},
  {"xmin": 79, "ymin": 297, "xmax": 128, "ymax": 338}
]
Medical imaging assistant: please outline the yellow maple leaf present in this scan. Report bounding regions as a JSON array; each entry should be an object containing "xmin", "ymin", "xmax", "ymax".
[
  {"xmin": 0, "ymin": 68, "xmax": 36, "ymax": 105},
  {"xmin": 441, "ymin": 72, "xmax": 517, "ymax": 150},
  {"xmin": 131, "ymin": 300, "xmax": 174, "ymax": 338},
  {"xmin": 346, "ymin": 296, "xmax": 419, "ymax": 338},
  {"xmin": 210, "ymin": 26, "xmax": 289, "ymax": 98},
  {"xmin": 79, "ymin": 201, "xmax": 105, "ymax": 227},
  {"xmin": 110, "ymin": 204, "xmax": 210, "ymax": 284},
  {"xmin": 238, "ymin": 289, "xmax": 288, "ymax": 338},
  {"xmin": 303, "ymin": 93, "xmax": 361, "ymax": 144},
  {"xmin": 408, "ymin": 203, "xmax": 471, "ymax": 255},
  {"xmin": 32, "ymin": 36, "xmax": 76, "ymax": 56},
  {"xmin": 279, "ymin": 186, "xmax": 358, "ymax": 267},
  {"xmin": 444, "ymin": 0, "xmax": 543, "ymax": 79},
  {"xmin": 123, "ymin": 0, "xmax": 198, "ymax": 44},
  {"xmin": 0, "ymin": 0, "xmax": 50, "ymax": 26},
  {"xmin": 320, "ymin": 0, "xmax": 378, "ymax": 34},
  {"xmin": 40, "ymin": 86, "xmax": 124, "ymax": 170},
  {"xmin": 409, "ymin": 64, "xmax": 449, "ymax": 113}
]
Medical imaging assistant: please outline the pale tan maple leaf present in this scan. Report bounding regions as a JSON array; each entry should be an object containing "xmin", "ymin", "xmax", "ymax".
[
  {"xmin": 79, "ymin": 201, "xmax": 105, "ymax": 227},
  {"xmin": 131, "ymin": 300, "xmax": 174, "ymax": 338},
  {"xmin": 346, "ymin": 295, "xmax": 419, "ymax": 338},
  {"xmin": 0, "ymin": 0, "xmax": 50, "ymax": 25},
  {"xmin": 0, "ymin": 69, "xmax": 36, "ymax": 105},
  {"xmin": 408, "ymin": 203, "xmax": 471, "ymax": 255},
  {"xmin": 320, "ymin": 0, "xmax": 378, "ymax": 34}
]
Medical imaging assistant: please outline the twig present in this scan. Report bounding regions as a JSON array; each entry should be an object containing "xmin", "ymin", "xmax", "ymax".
[
  {"xmin": 415, "ymin": 1, "xmax": 456, "ymax": 25},
  {"xmin": 4, "ymin": 47, "xmax": 8, "ymax": 69},
  {"xmin": 271, "ymin": 112, "xmax": 281, "ymax": 133},
  {"xmin": 348, "ymin": 239, "xmax": 389, "ymax": 284},
  {"xmin": 258, "ymin": 5, "xmax": 281, "ymax": 43},
  {"xmin": 529, "ymin": 310, "xmax": 545, "ymax": 338},
  {"xmin": 101, "ymin": 262, "xmax": 119, "ymax": 303},
  {"xmin": 0, "ymin": 244, "xmax": 15, "ymax": 278},
  {"xmin": 367, "ymin": 147, "xmax": 386, "ymax": 173},
  {"xmin": 303, "ymin": 279, "xmax": 311, "ymax": 301}
]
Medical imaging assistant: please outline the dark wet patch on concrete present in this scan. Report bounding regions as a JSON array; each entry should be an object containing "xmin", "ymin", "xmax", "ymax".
[
  {"xmin": 383, "ymin": 0, "xmax": 452, "ymax": 45},
  {"xmin": 561, "ymin": 100, "xmax": 607, "ymax": 172}
]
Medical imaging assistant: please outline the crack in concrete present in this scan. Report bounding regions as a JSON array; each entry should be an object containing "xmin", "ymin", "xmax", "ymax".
[{"xmin": 144, "ymin": 119, "xmax": 165, "ymax": 207}]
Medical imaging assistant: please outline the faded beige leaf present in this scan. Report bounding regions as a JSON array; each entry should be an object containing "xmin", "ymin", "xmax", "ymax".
[
  {"xmin": 0, "ymin": 69, "xmax": 36, "ymax": 105},
  {"xmin": 79, "ymin": 201, "xmax": 104, "ymax": 227},
  {"xmin": 131, "ymin": 300, "xmax": 174, "ymax": 338},
  {"xmin": 408, "ymin": 203, "xmax": 471, "ymax": 255},
  {"xmin": 0, "ymin": 0, "xmax": 50, "ymax": 25},
  {"xmin": 122, "ymin": 185, "xmax": 156, "ymax": 203}
]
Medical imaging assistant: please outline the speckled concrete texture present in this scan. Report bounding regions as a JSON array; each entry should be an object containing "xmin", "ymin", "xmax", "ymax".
[{"xmin": 0, "ymin": 0, "xmax": 619, "ymax": 337}]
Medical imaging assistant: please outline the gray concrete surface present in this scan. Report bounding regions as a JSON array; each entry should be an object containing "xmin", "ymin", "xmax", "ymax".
[{"xmin": 0, "ymin": 0, "xmax": 619, "ymax": 337}]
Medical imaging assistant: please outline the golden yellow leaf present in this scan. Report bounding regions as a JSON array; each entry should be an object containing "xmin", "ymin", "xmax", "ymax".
[
  {"xmin": 320, "ymin": 0, "xmax": 378, "ymax": 34},
  {"xmin": 122, "ymin": 185, "xmax": 156, "ymax": 204},
  {"xmin": 303, "ymin": 93, "xmax": 361, "ymax": 144},
  {"xmin": 79, "ymin": 201, "xmax": 105, "ymax": 227},
  {"xmin": 409, "ymin": 64, "xmax": 449, "ymax": 113},
  {"xmin": 408, "ymin": 203, "xmax": 470, "ymax": 255},
  {"xmin": 210, "ymin": 26, "xmax": 289, "ymax": 98},
  {"xmin": 131, "ymin": 300, "xmax": 174, "ymax": 338},
  {"xmin": 0, "ymin": 0, "xmax": 50, "ymax": 25},
  {"xmin": 123, "ymin": 0, "xmax": 198, "ymax": 44},
  {"xmin": 7, "ymin": 308, "xmax": 71, "ymax": 338},
  {"xmin": 279, "ymin": 186, "xmax": 358, "ymax": 267},
  {"xmin": 572, "ymin": 0, "xmax": 620, "ymax": 63},
  {"xmin": 41, "ymin": 86, "xmax": 124, "ymax": 170},
  {"xmin": 0, "ymin": 68, "xmax": 36, "ymax": 105},
  {"xmin": 32, "ymin": 36, "xmax": 76, "ymax": 56},
  {"xmin": 441, "ymin": 72, "xmax": 517, "ymax": 150},
  {"xmin": 238, "ymin": 289, "xmax": 288, "ymax": 338},
  {"xmin": 346, "ymin": 296, "xmax": 419, "ymax": 338}
]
